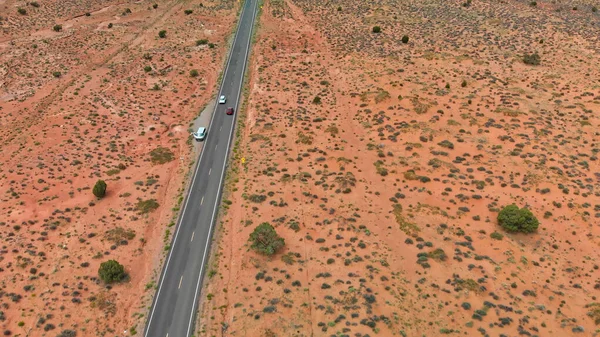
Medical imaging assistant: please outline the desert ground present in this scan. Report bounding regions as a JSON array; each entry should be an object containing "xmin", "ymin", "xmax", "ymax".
[
  {"xmin": 199, "ymin": 0, "xmax": 600, "ymax": 336},
  {"xmin": 0, "ymin": 0, "xmax": 237, "ymax": 335}
]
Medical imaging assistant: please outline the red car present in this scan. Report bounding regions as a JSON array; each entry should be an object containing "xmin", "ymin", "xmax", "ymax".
[{"xmin": 226, "ymin": 107, "xmax": 234, "ymax": 115}]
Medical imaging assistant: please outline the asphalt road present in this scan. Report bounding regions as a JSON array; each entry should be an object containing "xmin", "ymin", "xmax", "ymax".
[{"xmin": 143, "ymin": 0, "xmax": 258, "ymax": 336}]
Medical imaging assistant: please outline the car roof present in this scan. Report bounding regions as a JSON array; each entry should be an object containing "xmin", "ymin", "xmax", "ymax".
[
  {"xmin": 220, "ymin": 95, "xmax": 225, "ymax": 98},
  {"xmin": 198, "ymin": 127, "xmax": 206, "ymax": 132}
]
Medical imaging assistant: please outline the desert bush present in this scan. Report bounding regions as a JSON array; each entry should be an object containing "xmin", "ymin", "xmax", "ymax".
[
  {"xmin": 136, "ymin": 199, "xmax": 159, "ymax": 214},
  {"xmin": 249, "ymin": 223, "xmax": 285, "ymax": 256},
  {"xmin": 402, "ymin": 35, "xmax": 409, "ymax": 43},
  {"xmin": 30, "ymin": 2, "xmax": 40, "ymax": 7},
  {"xmin": 53, "ymin": 71, "xmax": 62, "ymax": 78},
  {"xmin": 190, "ymin": 69, "xmax": 199, "ymax": 77},
  {"xmin": 158, "ymin": 30, "xmax": 167, "ymax": 38},
  {"xmin": 144, "ymin": 66, "xmax": 152, "ymax": 72},
  {"xmin": 312, "ymin": 96, "xmax": 321, "ymax": 104},
  {"xmin": 108, "ymin": 23, "xmax": 113, "ymax": 28},
  {"xmin": 184, "ymin": 9, "xmax": 193, "ymax": 14},
  {"xmin": 98, "ymin": 260, "xmax": 126, "ymax": 283},
  {"xmin": 372, "ymin": 26, "xmax": 381, "ymax": 33},
  {"xmin": 497, "ymin": 204, "xmax": 539, "ymax": 233},
  {"xmin": 53, "ymin": 25, "xmax": 62, "ymax": 32},
  {"xmin": 18, "ymin": 8, "xmax": 27, "ymax": 15},
  {"xmin": 523, "ymin": 52, "xmax": 541, "ymax": 65},
  {"xmin": 461, "ymin": 80, "xmax": 467, "ymax": 87},
  {"xmin": 93, "ymin": 180, "xmax": 107, "ymax": 198},
  {"xmin": 196, "ymin": 39, "xmax": 208, "ymax": 46},
  {"xmin": 57, "ymin": 330, "xmax": 77, "ymax": 337},
  {"xmin": 490, "ymin": 231, "xmax": 504, "ymax": 240},
  {"xmin": 153, "ymin": 3, "xmax": 158, "ymax": 9},
  {"xmin": 593, "ymin": 6, "xmax": 598, "ymax": 12},
  {"xmin": 150, "ymin": 147, "xmax": 174, "ymax": 164}
]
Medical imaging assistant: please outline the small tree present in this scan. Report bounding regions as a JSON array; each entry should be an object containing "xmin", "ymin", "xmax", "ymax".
[
  {"xmin": 98, "ymin": 260, "xmax": 126, "ymax": 283},
  {"xmin": 249, "ymin": 223, "xmax": 285, "ymax": 255},
  {"xmin": 523, "ymin": 52, "xmax": 541, "ymax": 65},
  {"xmin": 497, "ymin": 204, "xmax": 539, "ymax": 233},
  {"xmin": 93, "ymin": 180, "xmax": 107, "ymax": 198},
  {"xmin": 158, "ymin": 30, "xmax": 167, "ymax": 38},
  {"xmin": 372, "ymin": 26, "xmax": 381, "ymax": 33},
  {"xmin": 402, "ymin": 35, "xmax": 410, "ymax": 44}
]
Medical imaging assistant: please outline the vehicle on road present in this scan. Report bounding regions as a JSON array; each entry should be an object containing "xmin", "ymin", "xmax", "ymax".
[
  {"xmin": 218, "ymin": 95, "xmax": 226, "ymax": 104},
  {"xmin": 192, "ymin": 127, "xmax": 207, "ymax": 141},
  {"xmin": 226, "ymin": 107, "xmax": 234, "ymax": 115}
]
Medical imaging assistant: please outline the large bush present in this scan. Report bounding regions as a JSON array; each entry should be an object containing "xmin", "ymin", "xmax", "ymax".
[
  {"xmin": 98, "ymin": 260, "xmax": 126, "ymax": 283},
  {"xmin": 249, "ymin": 223, "xmax": 285, "ymax": 255},
  {"xmin": 93, "ymin": 180, "xmax": 107, "ymax": 198},
  {"xmin": 497, "ymin": 204, "xmax": 539, "ymax": 233}
]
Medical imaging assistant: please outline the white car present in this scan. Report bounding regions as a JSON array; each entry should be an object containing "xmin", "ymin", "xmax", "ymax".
[
  {"xmin": 192, "ymin": 127, "xmax": 207, "ymax": 141},
  {"xmin": 218, "ymin": 95, "xmax": 226, "ymax": 104}
]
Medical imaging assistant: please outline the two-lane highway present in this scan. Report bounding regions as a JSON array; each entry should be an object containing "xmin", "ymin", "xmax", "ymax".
[{"xmin": 144, "ymin": 0, "xmax": 258, "ymax": 336}]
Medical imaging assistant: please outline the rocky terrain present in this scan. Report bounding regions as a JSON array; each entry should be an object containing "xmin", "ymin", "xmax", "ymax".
[{"xmin": 199, "ymin": 0, "xmax": 600, "ymax": 336}]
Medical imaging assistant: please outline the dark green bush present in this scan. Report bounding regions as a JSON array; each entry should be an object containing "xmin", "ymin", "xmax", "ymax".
[
  {"xmin": 93, "ymin": 180, "xmax": 107, "ymax": 198},
  {"xmin": 372, "ymin": 26, "xmax": 381, "ymax": 33},
  {"xmin": 402, "ymin": 35, "xmax": 409, "ymax": 43},
  {"xmin": 249, "ymin": 223, "xmax": 285, "ymax": 255},
  {"xmin": 497, "ymin": 204, "xmax": 539, "ymax": 233},
  {"xmin": 523, "ymin": 52, "xmax": 541, "ymax": 65},
  {"xmin": 98, "ymin": 260, "xmax": 125, "ymax": 283},
  {"xmin": 158, "ymin": 30, "xmax": 167, "ymax": 38},
  {"xmin": 53, "ymin": 25, "xmax": 62, "ymax": 32}
]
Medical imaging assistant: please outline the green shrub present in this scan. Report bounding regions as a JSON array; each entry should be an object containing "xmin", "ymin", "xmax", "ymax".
[
  {"xmin": 184, "ymin": 9, "xmax": 193, "ymax": 14},
  {"xmin": 93, "ymin": 180, "xmax": 107, "ymax": 198},
  {"xmin": 53, "ymin": 25, "xmax": 62, "ymax": 32},
  {"xmin": 312, "ymin": 96, "xmax": 321, "ymax": 104},
  {"xmin": 249, "ymin": 223, "xmax": 285, "ymax": 255},
  {"xmin": 150, "ymin": 147, "xmax": 174, "ymax": 164},
  {"xmin": 372, "ymin": 26, "xmax": 381, "ymax": 33},
  {"xmin": 98, "ymin": 260, "xmax": 126, "ymax": 283},
  {"xmin": 523, "ymin": 52, "xmax": 541, "ymax": 65},
  {"xmin": 52, "ymin": 71, "xmax": 62, "ymax": 78},
  {"xmin": 158, "ymin": 30, "xmax": 167, "ymax": 38},
  {"xmin": 461, "ymin": 80, "xmax": 467, "ymax": 87},
  {"xmin": 196, "ymin": 39, "xmax": 208, "ymax": 46},
  {"xmin": 136, "ymin": 199, "xmax": 159, "ymax": 214},
  {"xmin": 18, "ymin": 8, "xmax": 27, "ymax": 15},
  {"xmin": 497, "ymin": 204, "xmax": 539, "ymax": 233},
  {"xmin": 190, "ymin": 69, "xmax": 199, "ymax": 77},
  {"xmin": 144, "ymin": 66, "xmax": 152, "ymax": 72},
  {"xmin": 402, "ymin": 35, "xmax": 409, "ymax": 43},
  {"xmin": 490, "ymin": 231, "xmax": 504, "ymax": 240}
]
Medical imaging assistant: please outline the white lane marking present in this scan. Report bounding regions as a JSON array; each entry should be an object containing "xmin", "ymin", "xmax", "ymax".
[
  {"xmin": 191, "ymin": 231, "xmax": 195, "ymax": 242},
  {"xmin": 215, "ymin": 144, "xmax": 218, "ymax": 150},
  {"xmin": 166, "ymin": 334, "xmax": 169, "ymax": 337},
  {"xmin": 185, "ymin": 0, "xmax": 258, "ymax": 336},
  {"xmin": 208, "ymin": 168, "xmax": 212, "ymax": 175},
  {"xmin": 144, "ymin": 0, "xmax": 245, "ymax": 333},
  {"xmin": 200, "ymin": 197, "xmax": 204, "ymax": 205},
  {"xmin": 179, "ymin": 276, "xmax": 183, "ymax": 289},
  {"xmin": 220, "ymin": 126, "xmax": 222, "ymax": 131}
]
